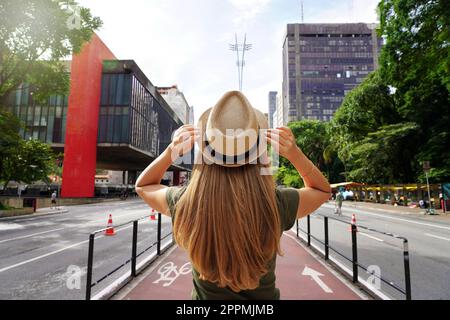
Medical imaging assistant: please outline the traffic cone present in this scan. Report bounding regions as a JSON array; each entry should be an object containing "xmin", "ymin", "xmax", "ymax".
[
  {"xmin": 150, "ymin": 208, "xmax": 157, "ymax": 221},
  {"xmin": 348, "ymin": 213, "xmax": 358, "ymax": 232},
  {"xmin": 104, "ymin": 214, "xmax": 115, "ymax": 236}
]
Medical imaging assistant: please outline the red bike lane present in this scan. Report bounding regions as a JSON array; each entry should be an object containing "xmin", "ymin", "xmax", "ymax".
[{"xmin": 116, "ymin": 231, "xmax": 364, "ymax": 300}]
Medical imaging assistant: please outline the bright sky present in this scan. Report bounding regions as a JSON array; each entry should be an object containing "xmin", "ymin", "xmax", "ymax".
[{"xmin": 77, "ymin": 0, "xmax": 379, "ymax": 122}]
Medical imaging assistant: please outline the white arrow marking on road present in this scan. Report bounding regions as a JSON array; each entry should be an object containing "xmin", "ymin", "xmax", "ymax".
[{"xmin": 302, "ymin": 266, "xmax": 333, "ymax": 293}]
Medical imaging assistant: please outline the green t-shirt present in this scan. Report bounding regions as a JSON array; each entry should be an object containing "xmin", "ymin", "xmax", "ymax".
[{"xmin": 166, "ymin": 185, "xmax": 299, "ymax": 300}]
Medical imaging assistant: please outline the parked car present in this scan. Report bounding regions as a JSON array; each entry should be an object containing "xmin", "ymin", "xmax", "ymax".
[{"xmin": 342, "ymin": 190, "xmax": 354, "ymax": 201}]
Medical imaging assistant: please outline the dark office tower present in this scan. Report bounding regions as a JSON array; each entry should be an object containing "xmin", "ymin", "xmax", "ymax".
[
  {"xmin": 268, "ymin": 91, "xmax": 277, "ymax": 128},
  {"xmin": 282, "ymin": 23, "xmax": 382, "ymax": 123}
]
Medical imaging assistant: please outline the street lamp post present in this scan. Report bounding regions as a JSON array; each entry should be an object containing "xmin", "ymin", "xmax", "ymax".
[{"xmin": 423, "ymin": 161, "xmax": 436, "ymax": 215}]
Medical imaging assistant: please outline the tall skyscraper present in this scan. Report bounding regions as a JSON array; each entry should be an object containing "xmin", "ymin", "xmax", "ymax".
[
  {"xmin": 275, "ymin": 91, "xmax": 285, "ymax": 127},
  {"xmin": 268, "ymin": 91, "xmax": 277, "ymax": 128},
  {"xmin": 282, "ymin": 23, "xmax": 382, "ymax": 122}
]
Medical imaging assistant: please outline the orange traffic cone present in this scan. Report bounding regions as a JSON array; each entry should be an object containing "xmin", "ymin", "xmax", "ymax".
[
  {"xmin": 104, "ymin": 214, "xmax": 115, "ymax": 236},
  {"xmin": 150, "ymin": 208, "xmax": 157, "ymax": 221},
  {"xmin": 349, "ymin": 213, "xmax": 358, "ymax": 232}
]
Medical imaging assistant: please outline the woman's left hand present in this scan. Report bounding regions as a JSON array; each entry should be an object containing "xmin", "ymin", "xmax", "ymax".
[{"xmin": 265, "ymin": 126, "xmax": 300, "ymax": 162}]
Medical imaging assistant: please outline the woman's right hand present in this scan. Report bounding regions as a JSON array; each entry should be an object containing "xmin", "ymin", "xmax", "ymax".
[
  {"xmin": 169, "ymin": 125, "xmax": 200, "ymax": 160},
  {"xmin": 265, "ymin": 126, "xmax": 301, "ymax": 161}
]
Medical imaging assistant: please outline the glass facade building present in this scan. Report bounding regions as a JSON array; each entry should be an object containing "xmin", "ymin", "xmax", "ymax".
[
  {"xmin": 6, "ymin": 59, "xmax": 189, "ymax": 171},
  {"xmin": 98, "ymin": 73, "xmax": 131, "ymax": 144},
  {"xmin": 98, "ymin": 60, "xmax": 185, "ymax": 158},
  {"xmin": 282, "ymin": 23, "xmax": 383, "ymax": 123},
  {"xmin": 6, "ymin": 84, "xmax": 68, "ymax": 145}
]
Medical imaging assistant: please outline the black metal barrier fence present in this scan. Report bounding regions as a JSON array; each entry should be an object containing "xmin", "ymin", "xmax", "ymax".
[
  {"xmin": 85, "ymin": 213, "xmax": 173, "ymax": 300},
  {"xmin": 296, "ymin": 214, "xmax": 411, "ymax": 300}
]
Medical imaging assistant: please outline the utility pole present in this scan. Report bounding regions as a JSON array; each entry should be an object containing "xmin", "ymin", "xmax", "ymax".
[
  {"xmin": 423, "ymin": 161, "xmax": 437, "ymax": 215},
  {"xmin": 229, "ymin": 33, "xmax": 252, "ymax": 91}
]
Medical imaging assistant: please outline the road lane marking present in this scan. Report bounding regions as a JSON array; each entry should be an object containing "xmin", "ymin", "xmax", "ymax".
[
  {"xmin": 321, "ymin": 204, "xmax": 450, "ymax": 231},
  {"xmin": 3, "ymin": 203, "xmax": 148, "ymax": 223},
  {"xmin": 0, "ymin": 223, "xmax": 25, "ymax": 231},
  {"xmin": 359, "ymin": 232, "xmax": 384, "ymax": 242},
  {"xmin": 0, "ymin": 227, "xmax": 66, "ymax": 244},
  {"xmin": 0, "ymin": 239, "xmax": 89, "ymax": 273},
  {"xmin": 0, "ymin": 211, "xmax": 149, "ymax": 243},
  {"xmin": 0, "ymin": 225, "xmax": 133, "ymax": 273},
  {"xmin": 424, "ymin": 233, "xmax": 450, "ymax": 242}
]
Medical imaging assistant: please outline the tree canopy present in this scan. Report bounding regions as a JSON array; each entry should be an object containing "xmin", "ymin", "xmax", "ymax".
[
  {"xmin": 275, "ymin": 120, "xmax": 344, "ymax": 187},
  {"xmin": 278, "ymin": 0, "xmax": 449, "ymax": 185},
  {"xmin": 377, "ymin": 0, "xmax": 450, "ymax": 182},
  {"xmin": 0, "ymin": 0, "xmax": 102, "ymax": 104},
  {"xmin": 0, "ymin": 0, "xmax": 102, "ymax": 189},
  {"xmin": 1, "ymin": 138, "xmax": 57, "ymax": 190}
]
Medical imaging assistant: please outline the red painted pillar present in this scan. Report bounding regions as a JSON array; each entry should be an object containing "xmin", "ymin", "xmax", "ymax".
[
  {"xmin": 173, "ymin": 170, "xmax": 180, "ymax": 186},
  {"xmin": 61, "ymin": 34, "xmax": 116, "ymax": 198}
]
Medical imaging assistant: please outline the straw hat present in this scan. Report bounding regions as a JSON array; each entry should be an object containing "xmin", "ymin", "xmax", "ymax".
[{"xmin": 197, "ymin": 90, "xmax": 268, "ymax": 167}]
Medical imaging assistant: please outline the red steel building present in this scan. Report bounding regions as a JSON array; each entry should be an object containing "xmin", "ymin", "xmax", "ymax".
[{"xmin": 6, "ymin": 34, "xmax": 190, "ymax": 197}]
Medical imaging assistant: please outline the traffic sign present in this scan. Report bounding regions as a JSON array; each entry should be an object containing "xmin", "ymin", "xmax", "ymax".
[{"xmin": 423, "ymin": 161, "xmax": 430, "ymax": 172}]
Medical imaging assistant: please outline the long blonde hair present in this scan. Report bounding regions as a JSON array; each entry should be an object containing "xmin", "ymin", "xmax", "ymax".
[{"xmin": 173, "ymin": 162, "xmax": 282, "ymax": 292}]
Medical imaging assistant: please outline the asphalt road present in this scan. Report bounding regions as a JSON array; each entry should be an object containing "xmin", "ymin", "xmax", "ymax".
[
  {"xmin": 0, "ymin": 199, "xmax": 173, "ymax": 300},
  {"xmin": 1, "ymin": 199, "xmax": 448, "ymax": 300},
  {"xmin": 297, "ymin": 202, "xmax": 450, "ymax": 300}
]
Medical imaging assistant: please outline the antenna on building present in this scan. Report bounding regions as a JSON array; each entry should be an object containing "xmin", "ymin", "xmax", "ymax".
[
  {"xmin": 229, "ymin": 33, "xmax": 252, "ymax": 91},
  {"xmin": 348, "ymin": 0, "xmax": 354, "ymax": 22},
  {"xmin": 300, "ymin": 0, "xmax": 304, "ymax": 23}
]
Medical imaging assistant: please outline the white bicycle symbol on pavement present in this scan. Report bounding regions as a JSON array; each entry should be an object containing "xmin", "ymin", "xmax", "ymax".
[{"xmin": 153, "ymin": 261, "xmax": 192, "ymax": 287}]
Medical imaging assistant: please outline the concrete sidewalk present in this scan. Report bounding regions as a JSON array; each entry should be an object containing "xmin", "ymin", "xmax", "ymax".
[
  {"xmin": 112, "ymin": 231, "xmax": 368, "ymax": 300},
  {"xmin": 331, "ymin": 200, "xmax": 450, "ymax": 222},
  {"xmin": 0, "ymin": 206, "xmax": 68, "ymax": 221}
]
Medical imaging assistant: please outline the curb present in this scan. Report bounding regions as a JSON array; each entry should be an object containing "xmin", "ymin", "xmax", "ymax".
[
  {"xmin": 324, "ymin": 201, "xmax": 423, "ymax": 216},
  {"xmin": 0, "ymin": 208, "xmax": 69, "ymax": 221}
]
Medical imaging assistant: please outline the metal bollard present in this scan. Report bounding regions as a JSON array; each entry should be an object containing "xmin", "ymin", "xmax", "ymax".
[
  {"xmin": 157, "ymin": 213, "xmax": 162, "ymax": 255},
  {"xmin": 403, "ymin": 239, "xmax": 412, "ymax": 300},
  {"xmin": 131, "ymin": 221, "xmax": 138, "ymax": 277},
  {"xmin": 324, "ymin": 216, "xmax": 329, "ymax": 260},
  {"xmin": 85, "ymin": 233, "xmax": 95, "ymax": 300},
  {"xmin": 351, "ymin": 224, "xmax": 358, "ymax": 283},
  {"xmin": 307, "ymin": 214, "xmax": 311, "ymax": 246}
]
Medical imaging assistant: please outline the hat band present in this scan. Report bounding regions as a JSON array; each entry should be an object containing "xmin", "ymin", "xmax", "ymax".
[{"xmin": 204, "ymin": 131, "xmax": 260, "ymax": 164}]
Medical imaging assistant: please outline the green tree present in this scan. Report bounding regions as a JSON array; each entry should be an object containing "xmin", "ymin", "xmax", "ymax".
[
  {"xmin": 378, "ymin": 0, "xmax": 450, "ymax": 182},
  {"xmin": 275, "ymin": 120, "xmax": 343, "ymax": 187},
  {"xmin": 0, "ymin": 0, "xmax": 102, "ymax": 105},
  {"xmin": 328, "ymin": 70, "xmax": 416, "ymax": 183},
  {"xmin": 1, "ymin": 138, "xmax": 56, "ymax": 190},
  {"xmin": 0, "ymin": 0, "xmax": 102, "ymax": 191},
  {"xmin": 0, "ymin": 109, "xmax": 21, "ymax": 178},
  {"xmin": 346, "ymin": 122, "xmax": 418, "ymax": 183},
  {"xmin": 329, "ymin": 70, "xmax": 400, "ymax": 167}
]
